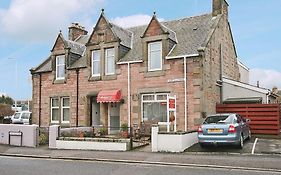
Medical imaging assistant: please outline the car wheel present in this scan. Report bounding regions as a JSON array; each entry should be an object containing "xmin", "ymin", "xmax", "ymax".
[
  {"xmin": 238, "ymin": 135, "xmax": 244, "ymax": 149},
  {"xmin": 246, "ymin": 130, "xmax": 251, "ymax": 140}
]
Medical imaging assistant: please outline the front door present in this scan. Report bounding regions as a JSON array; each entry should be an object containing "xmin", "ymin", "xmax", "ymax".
[
  {"xmin": 91, "ymin": 97, "xmax": 100, "ymax": 126},
  {"xmin": 109, "ymin": 103, "xmax": 120, "ymax": 134}
]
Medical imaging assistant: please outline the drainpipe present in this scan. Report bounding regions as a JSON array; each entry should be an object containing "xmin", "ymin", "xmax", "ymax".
[
  {"xmin": 127, "ymin": 63, "xmax": 131, "ymax": 130},
  {"xmin": 76, "ymin": 68, "xmax": 79, "ymax": 127},
  {"xmin": 266, "ymin": 92, "xmax": 269, "ymax": 104},
  {"xmin": 220, "ymin": 44, "xmax": 223, "ymax": 103},
  {"xmin": 184, "ymin": 56, "xmax": 187, "ymax": 132},
  {"xmin": 39, "ymin": 73, "xmax": 42, "ymax": 127}
]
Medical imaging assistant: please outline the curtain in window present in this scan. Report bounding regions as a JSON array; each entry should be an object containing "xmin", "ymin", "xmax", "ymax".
[
  {"xmin": 92, "ymin": 50, "xmax": 100, "ymax": 76},
  {"xmin": 56, "ymin": 55, "xmax": 65, "ymax": 79},
  {"xmin": 51, "ymin": 98, "xmax": 59, "ymax": 121},
  {"xmin": 105, "ymin": 48, "xmax": 115, "ymax": 75}
]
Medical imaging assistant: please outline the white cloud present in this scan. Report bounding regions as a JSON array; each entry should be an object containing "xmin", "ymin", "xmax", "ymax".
[
  {"xmin": 250, "ymin": 68, "xmax": 281, "ymax": 89},
  {"xmin": 0, "ymin": 0, "xmax": 104, "ymax": 43},
  {"xmin": 111, "ymin": 14, "xmax": 164, "ymax": 28}
]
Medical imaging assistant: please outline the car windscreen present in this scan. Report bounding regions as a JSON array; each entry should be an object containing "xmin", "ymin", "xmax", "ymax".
[
  {"xmin": 13, "ymin": 113, "xmax": 21, "ymax": 119},
  {"xmin": 204, "ymin": 115, "xmax": 233, "ymax": 124}
]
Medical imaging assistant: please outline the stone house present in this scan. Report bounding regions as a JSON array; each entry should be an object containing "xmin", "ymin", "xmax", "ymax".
[{"xmin": 30, "ymin": 0, "xmax": 239, "ymax": 132}]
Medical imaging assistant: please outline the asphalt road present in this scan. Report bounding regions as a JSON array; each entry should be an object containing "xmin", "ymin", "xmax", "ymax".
[{"xmin": 1, "ymin": 156, "xmax": 281, "ymax": 175}]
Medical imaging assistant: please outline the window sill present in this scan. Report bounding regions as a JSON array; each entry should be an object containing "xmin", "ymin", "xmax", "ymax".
[
  {"xmin": 102, "ymin": 74, "xmax": 117, "ymax": 81},
  {"xmin": 89, "ymin": 76, "xmax": 101, "ymax": 81},
  {"xmin": 51, "ymin": 121, "xmax": 59, "ymax": 125},
  {"xmin": 144, "ymin": 70, "xmax": 165, "ymax": 78},
  {"xmin": 53, "ymin": 79, "xmax": 65, "ymax": 84},
  {"xmin": 61, "ymin": 122, "xmax": 70, "ymax": 127}
]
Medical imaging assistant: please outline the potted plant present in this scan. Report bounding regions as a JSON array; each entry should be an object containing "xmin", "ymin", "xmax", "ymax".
[
  {"xmin": 120, "ymin": 123, "xmax": 129, "ymax": 138},
  {"xmin": 99, "ymin": 127, "xmax": 107, "ymax": 136}
]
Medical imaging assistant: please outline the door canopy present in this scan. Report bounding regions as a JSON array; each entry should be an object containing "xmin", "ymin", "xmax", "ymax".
[{"xmin": 97, "ymin": 89, "xmax": 121, "ymax": 103}]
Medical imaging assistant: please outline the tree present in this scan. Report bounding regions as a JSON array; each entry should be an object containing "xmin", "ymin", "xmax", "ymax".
[
  {"xmin": 0, "ymin": 95, "xmax": 14, "ymax": 105},
  {"xmin": 0, "ymin": 104, "xmax": 14, "ymax": 123}
]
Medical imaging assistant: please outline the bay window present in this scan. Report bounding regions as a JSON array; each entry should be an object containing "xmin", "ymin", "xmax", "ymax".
[
  {"xmin": 148, "ymin": 41, "xmax": 162, "ymax": 71},
  {"xmin": 142, "ymin": 93, "xmax": 167, "ymax": 123}
]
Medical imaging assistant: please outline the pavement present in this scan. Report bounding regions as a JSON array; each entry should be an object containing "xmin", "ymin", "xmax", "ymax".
[{"xmin": 1, "ymin": 136, "xmax": 281, "ymax": 167}]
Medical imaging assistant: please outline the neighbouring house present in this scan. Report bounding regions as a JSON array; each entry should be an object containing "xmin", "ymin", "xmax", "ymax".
[
  {"xmin": 30, "ymin": 0, "xmax": 240, "ymax": 131},
  {"xmin": 237, "ymin": 59, "xmax": 249, "ymax": 84},
  {"xmin": 222, "ymin": 59, "xmax": 279, "ymax": 104},
  {"xmin": 222, "ymin": 77, "xmax": 271, "ymax": 104}
]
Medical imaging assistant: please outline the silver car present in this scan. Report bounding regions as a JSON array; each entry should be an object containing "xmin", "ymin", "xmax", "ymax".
[
  {"xmin": 198, "ymin": 113, "xmax": 251, "ymax": 149},
  {"xmin": 12, "ymin": 111, "xmax": 32, "ymax": 125}
]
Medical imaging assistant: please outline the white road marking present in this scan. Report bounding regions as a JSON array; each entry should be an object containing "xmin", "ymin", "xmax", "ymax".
[
  {"xmin": 1, "ymin": 155, "xmax": 281, "ymax": 173},
  {"xmin": 251, "ymin": 138, "xmax": 258, "ymax": 154}
]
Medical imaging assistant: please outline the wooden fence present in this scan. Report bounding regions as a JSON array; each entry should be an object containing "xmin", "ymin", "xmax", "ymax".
[{"xmin": 216, "ymin": 104, "xmax": 280, "ymax": 135}]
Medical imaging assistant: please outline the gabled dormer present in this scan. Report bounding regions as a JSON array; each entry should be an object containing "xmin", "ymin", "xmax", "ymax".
[
  {"xmin": 51, "ymin": 32, "xmax": 68, "ymax": 83},
  {"xmin": 87, "ymin": 9, "xmax": 119, "ymax": 46},
  {"xmin": 86, "ymin": 9, "xmax": 132, "ymax": 81},
  {"xmin": 141, "ymin": 12, "xmax": 177, "ymax": 73}
]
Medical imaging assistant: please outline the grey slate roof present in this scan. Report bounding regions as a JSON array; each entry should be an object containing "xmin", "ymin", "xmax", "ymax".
[
  {"xmin": 64, "ymin": 39, "xmax": 86, "ymax": 56},
  {"xmin": 32, "ymin": 13, "xmax": 221, "ymax": 73},
  {"xmin": 160, "ymin": 23, "xmax": 177, "ymax": 43},
  {"xmin": 111, "ymin": 23, "xmax": 133, "ymax": 48},
  {"xmin": 31, "ymin": 56, "xmax": 52, "ymax": 73},
  {"xmin": 75, "ymin": 35, "xmax": 90, "ymax": 45},
  {"xmin": 120, "ymin": 13, "xmax": 221, "ymax": 62},
  {"xmin": 69, "ymin": 56, "xmax": 87, "ymax": 69}
]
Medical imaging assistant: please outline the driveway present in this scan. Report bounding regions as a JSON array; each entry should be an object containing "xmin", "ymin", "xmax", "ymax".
[{"xmin": 186, "ymin": 137, "xmax": 281, "ymax": 155}]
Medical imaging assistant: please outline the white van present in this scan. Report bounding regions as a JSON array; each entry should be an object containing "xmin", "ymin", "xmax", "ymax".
[{"xmin": 12, "ymin": 111, "xmax": 32, "ymax": 125}]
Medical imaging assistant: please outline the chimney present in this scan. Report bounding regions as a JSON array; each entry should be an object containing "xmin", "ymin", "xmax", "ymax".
[
  {"xmin": 212, "ymin": 0, "xmax": 229, "ymax": 17},
  {"xmin": 68, "ymin": 23, "xmax": 88, "ymax": 41}
]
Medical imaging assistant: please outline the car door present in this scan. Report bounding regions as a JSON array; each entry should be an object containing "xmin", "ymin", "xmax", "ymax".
[{"xmin": 21, "ymin": 112, "xmax": 30, "ymax": 124}]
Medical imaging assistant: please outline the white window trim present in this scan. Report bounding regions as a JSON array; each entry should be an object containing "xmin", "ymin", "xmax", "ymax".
[
  {"xmin": 141, "ymin": 93, "xmax": 168, "ymax": 122},
  {"xmin": 51, "ymin": 97, "xmax": 59, "ymax": 123},
  {"xmin": 148, "ymin": 41, "xmax": 162, "ymax": 72},
  {"xmin": 91, "ymin": 50, "xmax": 101, "ymax": 77},
  {"xmin": 105, "ymin": 48, "xmax": 115, "ymax": 75},
  {"xmin": 61, "ymin": 97, "xmax": 70, "ymax": 123},
  {"xmin": 55, "ymin": 55, "xmax": 65, "ymax": 80}
]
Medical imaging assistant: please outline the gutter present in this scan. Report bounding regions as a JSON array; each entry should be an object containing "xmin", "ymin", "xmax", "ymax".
[
  {"xmin": 166, "ymin": 54, "xmax": 199, "ymax": 60},
  {"xmin": 117, "ymin": 60, "xmax": 143, "ymax": 65}
]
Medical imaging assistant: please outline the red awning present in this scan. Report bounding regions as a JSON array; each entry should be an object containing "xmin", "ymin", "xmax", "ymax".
[{"xmin": 97, "ymin": 89, "xmax": 122, "ymax": 103}]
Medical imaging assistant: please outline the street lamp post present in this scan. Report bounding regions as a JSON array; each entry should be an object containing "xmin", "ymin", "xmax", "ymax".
[{"xmin": 8, "ymin": 58, "xmax": 18, "ymax": 108}]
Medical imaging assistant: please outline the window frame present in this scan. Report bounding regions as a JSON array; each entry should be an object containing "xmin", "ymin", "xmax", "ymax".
[
  {"xmin": 55, "ymin": 55, "xmax": 65, "ymax": 80},
  {"xmin": 148, "ymin": 41, "xmax": 162, "ymax": 72},
  {"xmin": 51, "ymin": 97, "xmax": 59, "ymax": 123},
  {"xmin": 105, "ymin": 48, "xmax": 115, "ymax": 75},
  {"xmin": 61, "ymin": 97, "xmax": 70, "ymax": 123},
  {"xmin": 141, "ymin": 93, "xmax": 168, "ymax": 123},
  {"xmin": 91, "ymin": 50, "xmax": 101, "ymax": 77}
]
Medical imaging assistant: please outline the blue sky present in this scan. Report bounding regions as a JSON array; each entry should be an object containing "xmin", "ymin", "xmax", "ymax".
[{"xmin": 0, "ymin": 0, "xmax": 281, "ymax": 100}]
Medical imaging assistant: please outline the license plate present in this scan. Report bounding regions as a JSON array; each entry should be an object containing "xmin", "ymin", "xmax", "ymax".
[{"xmin": 208, "ymin": 129, "xmax": 223, "ymax": 133}]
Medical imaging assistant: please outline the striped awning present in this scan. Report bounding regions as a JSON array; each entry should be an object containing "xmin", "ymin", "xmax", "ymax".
[{"xmin": 97, "ymin": 90, "xmax": 121, "ymax": 103}]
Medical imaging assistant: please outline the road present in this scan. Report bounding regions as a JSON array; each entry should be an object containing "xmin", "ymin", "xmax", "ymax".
[{"xmin": 1, "ymin": 156, "xmax": 281, "ymax": 175}]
